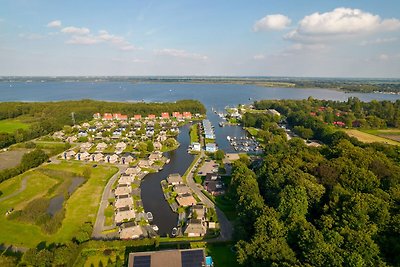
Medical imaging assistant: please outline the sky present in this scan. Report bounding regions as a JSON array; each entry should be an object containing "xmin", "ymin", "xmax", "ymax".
[{"xmin": 0, "ymin": 0, "xmax": 400, "ymax": 78}]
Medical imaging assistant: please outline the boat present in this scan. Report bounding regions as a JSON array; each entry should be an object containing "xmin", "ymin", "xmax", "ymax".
[
  {"xmin": 152, "ymin": 225, "xmax": 159, "ymax": 232},
  {"xmin": 219, "ymin": 122, "xmax": 224, "ymax": 127},
  {"xmin": 146, "ymin": 212, "xmax": 153, "ymax": 221},
  {"xmin": 227, "ymin": 136, "xmax": 231, "ymax": 141}
]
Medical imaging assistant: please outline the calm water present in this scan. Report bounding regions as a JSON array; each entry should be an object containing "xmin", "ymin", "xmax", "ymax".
[{"xmin": 140, "ymin": 124, "xmax": 194, "ymax": 236}]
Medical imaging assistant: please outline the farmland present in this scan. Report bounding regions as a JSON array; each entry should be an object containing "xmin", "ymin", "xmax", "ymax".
[{"xmin": 343, "ymin": 129, "xmax": 400, "ymax": 146}]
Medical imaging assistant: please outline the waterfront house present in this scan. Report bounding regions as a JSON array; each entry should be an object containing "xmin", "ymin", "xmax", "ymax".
[
  {"xmin": 115, "ymin": 207, "xmax": 135, "ymax": 224},
  {"xmin": 191, "ymin": 142, "xmax": 201, "ymax": 151},
  {"xmin": 120, "ymin": 225, "xmax": 145, "ymax": 240},
  {"xmin": 183, "ymin": 112, "xmax": 192, "ymax": 119},
  {"xmin": 91, "ymin": 153, "xmax": 104, "ymax": 162},
  {"xmin": 118, "ymin": 174, "xmax": 133, "ymax": 185},
  {"xmin": 125, "ymin": 166, "xmax": 141, "ymax": 176},
  {"xmin": 167, "ymin": 173, "xmax": 183, "ymax": 185},
  {"xmin": 172, "ymin": 112, "xmax": 183, "ymax": 119},
  {"xmin": 115, "ymin": 196, "xmax": 133, "ymax": 209},
  {"xmin": 153, "ymin": 141, "xmax": 162, "ymax": 151},
  {"xmin": 106, "ymin": 154, "xmax": 119, "ymax": 164},
  {"xmin": 174, "ymin": 184, "xmax": 191, "ymax": 195},
  {"xmin": 63, "ymin": 150, "xmax": 76, "ymax": 160},
  {"xmin": 176, "ymin": 193, "xmax": 197, "ymax": 207},
  {"xmin": 96, "ymin": 142, "xmax": 107, "ymax": 152},
  {"xmin": 149, "ymin": 152, "xmax": 162, "ymax": 161},
  {"xmin": 184, "ymin": 219, "xmax": 207, "ymax": 237},
  {"xmin": 115, "ymin": 185, "xmax": 132, "ymax": 196},
  {"xmin": 191, "ymin": 204, "xmax": 206, "ymax": 221},
  {"xmin": 205, "ymin": 143, "xmax": 217, "ymax": 153},
  {"xmin": 138, "ymin": 159, "xmax": 154, "ymax": 168}
]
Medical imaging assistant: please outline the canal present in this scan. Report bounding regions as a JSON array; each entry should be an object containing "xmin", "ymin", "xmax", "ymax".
[{"xmin": 140, "ymin": 124, "xmax": 194, "ymax": 236}]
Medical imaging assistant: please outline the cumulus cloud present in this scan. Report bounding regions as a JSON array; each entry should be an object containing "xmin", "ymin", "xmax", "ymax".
[
  {"xmin": 253, "ymin": 14, "xmax": 291, "ymax": 31},
  {"xmin": 61, "ymin": 26, "xmax": 90, "ymax": 35},
  {"xmin": 154, "ymin": 48, "xmax": 208, "ymax": 60},
  {"xmin": 285, "ymin": 8, "xmax": 400, "ymax": 43},
  {"xmin": 47, "ymin": 20, "xmax": 61, "ymax": 28}
]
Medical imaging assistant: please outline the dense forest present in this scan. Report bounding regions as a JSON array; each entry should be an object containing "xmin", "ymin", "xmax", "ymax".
[
  {"xmin": 231, "ymin": 98, "xmax": 400, "ymax": 266},
  {"xmin": 0, "ymin": 99, "xmax": 205, "ymax": 149}
]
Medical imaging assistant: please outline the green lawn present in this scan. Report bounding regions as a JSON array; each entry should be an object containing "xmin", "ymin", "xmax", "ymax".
[
  {"xmin": 244, "ymin": 127, "xmax": 259, "ymax": 136},
  {"xmin": 343, "ymin": 129, "xmax": 400, "ymax": 146},
  {"xmin": 0, "ymin": 161, "xmax": 117, "ymax": 247},
  {"xmin": 0, "ymin": 118, "xmax": 30, "ymax": 133},
  {"xmin": 190, "ymin": 124, "xmax": 199, "ymax": 143},
  {"xmin": 207, "ymin": 243, "xmax": 240, "ymax": 267}
]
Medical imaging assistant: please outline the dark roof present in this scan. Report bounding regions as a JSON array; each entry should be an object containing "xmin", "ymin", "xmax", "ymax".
[{"xmin": 129, "ymin": 249, "xmax": 205, "ymax": 267}]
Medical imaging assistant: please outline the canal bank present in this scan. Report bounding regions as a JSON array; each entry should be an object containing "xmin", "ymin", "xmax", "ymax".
[{"xmin": 140, "ymin": 124, "xmax": 194, "ymax": 236}]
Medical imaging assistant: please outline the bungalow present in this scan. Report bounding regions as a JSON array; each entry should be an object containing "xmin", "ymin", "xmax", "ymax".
[
  {"xmin": 95, "ymin": 121, "xmax": 103, "ymax": 128},
  {"xmin": 115, "ymin": 207, "xmax": 135, "ymax": 224},
  {"xmin": 172, "ymin": 112, "xmax": 183, "ymax": 119},
  {"xmin": 106, "ymin": 154, "xmax": 119, "ymax": 164},
  {"xmin": 161, "ymin": 112, "xmax": 170, "ymax": 119},
  {"xmin": 205, "ymin": 143, "xmax": 217, "ymax": 153},
  {"xmin": 184, "ymin": 219, "xmax": 207, "ymax": 237},
  {"xmin": 333, "ymin": 121, "xmax": 346, "ymax": 127},
  {"xmin": 91, "ymin": 153, "xmax": 104, "ymax": 162},
  {"xmin": 167, "ymin": 173, "xmax": 183, "ymax": 185},
  {"xmin": 96, "ymin": 142, "xmax": 108, "ymax": 152},
  {"xmin": 121, "ymin": 155, "xmax": 134, "ymax": 165},
  {"xmin": 93, "ymin": 113, "xmax": 101, "ymax": 119},
  {"xmin": 115, "ymin": 196, "xmax": 133, "ymax": 209},
  {"xmin": 153, "ymin": 141, "xmax": 162, "ymax": 151},
  {"xmin": 76, "ymin": 151, "xmax": 90, "ymax": 161},
  {"xmin": 103, "ymin": 113, "xmax": 113, "ymax": 121},
  {"xmin": 63, "ymin": 150, "xmax": 76, "ymax": 160},
  {"xmin": 176, "ymin": 193, "xmax": 197, "ymax": 207},
  {"xmin": 204, "ymin": 179, "xmax": 224, "ymax": 196},
  {"xmin": 115, "ymin": 185, "xmax": 132, "ymax": 196},
  {"xmin": 120, "ymin": 225, "xmax": 145, "ymax": 240},
  {"xmin": 80, "ymin": 142, "xmax": 92, "ymax": 152},
  {"xmin": 125, "ymin": 166, "xmax": 141, "ymax": 176},
  {"xmin": 82, "ymin": 122, "xmax": 91, "ymax": 128},
  {"xmin": 138, "ymin": 159, "xmax": 154, "ymax": 168},
  {"xmin": 149, "ymin": 152, "xmax": 162, "ymax": 161},
  {"xmin": 174, "ymin": 184, "xmax": 191, "ymax": 195},
  {"xmin": 53, "ymin": 131, "xmax": 64, "ymax": 139},
  {"xmin": 113, "ymin": 113, "xmax": 128, "ymax": 121},
  {"xmin": 267, "ymin": 109, "xmax": 281, "ymax": 117},
  {"xmin": 147, "ymin": 114, "xmax": 156, "ymax": 120},
  {"xmin": 133, "ymin": 114, "xmax": 142, "ymax": 120},
  {"xmin": 183, "ymin": 112, "xmax": 192, "ymax": 119},
  {"xmin": 118, "ymin": 174, "xmax": 133, "ymax": 185},
  {"xmin": 115, "ymin": 142, "xmax": 127, "ymax": 153},
  {"xmin": 191, "ymin": 142, "xmax": 201, "ymax": 151}
]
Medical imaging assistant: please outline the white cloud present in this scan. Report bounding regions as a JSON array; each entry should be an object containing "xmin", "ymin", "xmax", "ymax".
[
  {"xmin": 286, "ymin": 8, "xmax": 400, "ymax": 43},
  {"xmin": 47, "ymin": 20, "xmax": 61, "ymax": 28},
  {"xmin": 154, "ymin": 48, "xmax": 208, "ymax": 60},
  {"xmin": 61, "ymin": 26, "xmax": 90, "ymax": 35},
  {"xmin": 253, "ymin": 54, "xmax": 266, "ymax": 60},
  {"xmin": 18, "ymin": 33, "xmax": 44, "ymax": 40},
  {"xmin": 253, "ymin": 14, "xmax": 291, "ymax": 31},
  {"xmin": 360, "ymin": 37, "xmax": 398, "ymax": 46},
  {"xmin": 66, "ymin": 35, "xmax": 100, "ymax": 45}
]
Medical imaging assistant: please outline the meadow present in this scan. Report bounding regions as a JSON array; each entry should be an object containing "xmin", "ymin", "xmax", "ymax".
[
  {"xmin": 343, "ymin": 129, "xmax": 400, "ymax": 146},
  {"xmin": 0, "ymin": 118, "xmax": 30, "ymax": 133},
  {"xmin": 0, "ymin": 161, "xmax": 117, "ymax": 248}
]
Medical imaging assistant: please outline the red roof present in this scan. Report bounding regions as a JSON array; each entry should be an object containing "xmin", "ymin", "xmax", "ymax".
[
  {"xmin": 183, "ymin": 112, "xmax": 192, "ymax": 118},
  {"xmin": 147, "ymin": 114, "xmax": 156, "ymax": 119},
  {"xmin": 310, "ymin": 112, "xmax": 317, "ymax": 116},
  {"xmin": 103, "ymin": 113, "xmax": 113, "ymax": 120},
  {"xmin": 134, "ymin": 114, "xmax": 142, "ymax": 119},
  {"xmin": 333, "ymin": 121, "xmax": 346, "ymax": 127},
  {"xmin": 172, "ymin": 112, "xmax": 182, "ymax": 118},
  {"xmin": 161, "ymin": 112, "xmax": 170, "ymax": 118}
]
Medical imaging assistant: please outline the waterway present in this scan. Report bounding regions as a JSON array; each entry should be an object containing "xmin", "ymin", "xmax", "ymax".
[{"xmin": 140, "ymin": 124, "xmax": 194, "ymax": 236}]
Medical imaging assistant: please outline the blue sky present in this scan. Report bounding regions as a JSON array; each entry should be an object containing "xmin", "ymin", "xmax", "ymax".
[{"xmin": 1, "ymin": 0, "xmax": 400, "ymax": 77}]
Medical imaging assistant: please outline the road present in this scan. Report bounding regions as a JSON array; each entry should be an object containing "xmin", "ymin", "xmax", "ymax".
[
  {"xmin": 92, "ymin": 164, "xmax": 126, "ymax": 239},
  {"xmin": 186, "ymin": 152, "xmax": 233, "ymax": 241}
]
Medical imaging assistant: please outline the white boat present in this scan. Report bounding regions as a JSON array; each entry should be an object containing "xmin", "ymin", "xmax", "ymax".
[
  {"xmin": 227, "ymin": 136, "xmax": 231, "ymax": 141},
  {"xmin": 152, "ymin": 225, "xmax": 159, "ymax": 232},
  {"xmin": 146, "ymin": 212, "xmax": 153, "ymax": 221}
]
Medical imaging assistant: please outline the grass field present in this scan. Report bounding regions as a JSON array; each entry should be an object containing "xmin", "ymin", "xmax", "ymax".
[
  {"xmin": 0, "ymin": 149, "xmax": 31, "ymax": 170},
  {"xmin": 0, "ymin": 161, "xmax": 118, "ymax": 247},
  {"xmin": 190, "ymin": 124, "xmax": 199, "ymax": 143},
  {"xmin": 0, "ymin": 118, "xmax": 30, "ymax": 133},
  {"xmin": 344, "ymin": 129, "xmax": 400, "ymax": 146}
]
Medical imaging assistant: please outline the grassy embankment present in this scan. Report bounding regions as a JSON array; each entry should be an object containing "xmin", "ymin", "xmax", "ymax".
[
  {"xmin": 343, "ymin": 129, "xmax": 400, "ymax": 146},
  {"xmin": 0, "ymin": 161, "xmax": 117, "ymax": 247},
  {"xmin": 190, "ymin": 124, "xmax": 199, "ymax": 143}
]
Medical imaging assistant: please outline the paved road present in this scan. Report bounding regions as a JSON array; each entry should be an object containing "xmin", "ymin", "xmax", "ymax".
[
  {"xmin": 92, "ymin": 165, "xmax": 126, "ymax": 239},
  {"xmin": 186, "ymin": 152, "xmax": 233, "ymax": 241}
]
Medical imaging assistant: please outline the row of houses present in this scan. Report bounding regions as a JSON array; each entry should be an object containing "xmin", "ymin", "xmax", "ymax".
[
  {"xmin": 94, "ymin": 112, "xmax": 194, "ymax": 121},
  {"xmin": 202, "ymin": 119, "xmax": 215, "ymax": 139},
  {"xmin": 63, "ymin": 150, "xmax": 135, "ymax": 164}
]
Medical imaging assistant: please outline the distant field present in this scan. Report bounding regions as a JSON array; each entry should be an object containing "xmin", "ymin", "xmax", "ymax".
[
  {"xmin": 344, "ymin": 129, "xmax": 400, "ymax": 146},
  {"xmin": 0, "ymin": 161, "xmax": 118, "ymax": 247},
  {"xmin": 0, "ymin": 118, "xmax": 30, "ymax": 133},
  {"xmin": 362, "ymin": 129, "xmax": 400, "ymax": 142}
]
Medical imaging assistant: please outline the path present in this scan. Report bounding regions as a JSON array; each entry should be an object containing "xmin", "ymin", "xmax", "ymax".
[
  {"xmin": 0, "ymin": 175, "xmax": 29, "ymax": 203},
  {"xmin": 92, "ymin": 165, "xmax": 126, "ymax": 239},
  {"xmin": 186, "ymin": 152, "xmax": 233, "ymax": 241}
]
